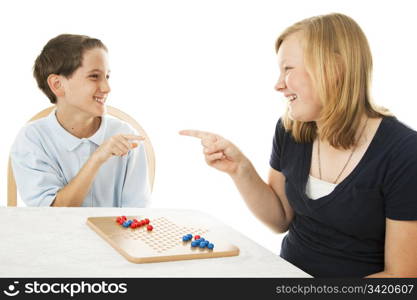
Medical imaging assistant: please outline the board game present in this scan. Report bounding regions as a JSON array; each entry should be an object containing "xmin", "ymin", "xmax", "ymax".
[{"xmin": 87, "ymin": 215, "xmax": 240, "ymax": 263}]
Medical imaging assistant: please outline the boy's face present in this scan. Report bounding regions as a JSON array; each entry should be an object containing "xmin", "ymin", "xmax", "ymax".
[
  {"xmin": 59, "ymin": 47, "xmax": 111, "ymax": 117},
  {"xmin": 275, "ymin": 32, "xmax": 322, "ymax": 122}
]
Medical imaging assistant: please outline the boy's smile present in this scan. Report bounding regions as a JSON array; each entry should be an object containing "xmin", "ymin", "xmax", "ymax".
[{"xmin": 60, "ymin": 47, "xmax": 111, "ymax": 118}]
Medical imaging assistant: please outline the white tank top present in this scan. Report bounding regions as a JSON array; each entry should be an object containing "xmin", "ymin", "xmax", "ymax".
[{"xmin": 305, "ymin": 175, "xmax": 338, "ymax": 200}]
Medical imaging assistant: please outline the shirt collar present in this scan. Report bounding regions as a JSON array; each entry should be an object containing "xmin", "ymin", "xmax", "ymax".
[{"xmin": 47, "ymin": 109, "xmax": 107, "ymax": 152}]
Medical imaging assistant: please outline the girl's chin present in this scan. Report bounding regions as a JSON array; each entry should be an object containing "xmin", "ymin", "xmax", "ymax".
[{"xmin": 288, "ymin": 112, "xmax": 317, "ymax": 123}]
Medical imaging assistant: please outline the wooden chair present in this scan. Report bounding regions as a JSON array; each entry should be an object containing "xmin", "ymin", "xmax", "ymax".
[{"xmin": 7, "ymin": 106, "xmax": 155, "ymax": 207}]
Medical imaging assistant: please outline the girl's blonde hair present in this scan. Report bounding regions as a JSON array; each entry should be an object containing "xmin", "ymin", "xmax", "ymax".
[{"xmin": 276, "ymin": 13, "xmax": 391, "ymax": 149}]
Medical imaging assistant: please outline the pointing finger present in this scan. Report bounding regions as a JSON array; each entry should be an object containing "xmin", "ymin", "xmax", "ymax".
[
  {"xmin": 204, "ymin": 139, "xmax": 227, "ymax": 154},
  {"xmin": 122, "ymin": 134, "xmax": 145, "ymax": 141},
  {"xmin": 179, "ymin": 130, "xmax": 216, "ymax": 140},
  {"xmin": 201, "ymin": 135, "xmax": 218, "ymax": 147}
]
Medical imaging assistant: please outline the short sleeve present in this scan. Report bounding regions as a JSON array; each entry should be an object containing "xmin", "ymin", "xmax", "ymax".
[
  {"xmin": 11, "ymin": 127, "xmax": 65, "ymax": 207},
  {"xmin": 383, "ymin": 133, "xmax": 417, "ymax": 220},
  {"xmin": 119, "ymin": 126, "xmax": 151, "ymax": 207},
  {"xmin": 270, "ymin": 118, "xmax": 285, "ymax": 172}
]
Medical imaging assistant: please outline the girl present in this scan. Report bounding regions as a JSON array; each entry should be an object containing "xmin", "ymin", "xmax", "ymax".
[{"xmin": 180, "ymin": 13, "xmax": 417, "ymax": 277}]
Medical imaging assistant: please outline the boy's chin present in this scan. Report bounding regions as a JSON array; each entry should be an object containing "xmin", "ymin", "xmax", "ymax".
[
  {"xmin": 97, "ymin": 106, "xmax": 107, "ymax": 116},
  {"xmin": 90, "ymin": 104, "xmax": 107, "ymax": 117}
]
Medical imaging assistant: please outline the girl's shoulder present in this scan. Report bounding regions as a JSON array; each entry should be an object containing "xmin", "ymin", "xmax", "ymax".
[{"xmin": 379, "ymin": 116, "xmax": 417, "ymax": 143}]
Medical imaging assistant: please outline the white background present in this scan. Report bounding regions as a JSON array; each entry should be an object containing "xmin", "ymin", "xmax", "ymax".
[{"xmin": 1, "ymin": 0, "xmax": 416, "ymax": 254}]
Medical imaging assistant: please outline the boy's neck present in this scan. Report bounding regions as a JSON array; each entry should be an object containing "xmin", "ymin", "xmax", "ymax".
[{"xmin": 55, "ymin": 104, "xmax": 101, "ymax": 139}]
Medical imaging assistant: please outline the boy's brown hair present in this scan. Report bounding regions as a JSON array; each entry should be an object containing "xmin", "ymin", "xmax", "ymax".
[{"xmin": 33, "ymin": 34, "xmax": 107, "ymax": 103}]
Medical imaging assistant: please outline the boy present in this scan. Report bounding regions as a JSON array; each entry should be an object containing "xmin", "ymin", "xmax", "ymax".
[{"xmin": 11, "ymin": 34, "xmax": 150, "ymax": 207}]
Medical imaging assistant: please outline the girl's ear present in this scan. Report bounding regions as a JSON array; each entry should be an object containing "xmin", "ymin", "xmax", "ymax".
[{"xmin": 333, "ymin": 53, "xmax": 345, "ymax": 86}]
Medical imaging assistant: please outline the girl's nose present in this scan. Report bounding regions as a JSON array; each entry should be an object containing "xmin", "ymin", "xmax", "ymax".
[{"xmin": 275, "ymin": 78, "xmax": 286, "ymax": 92}]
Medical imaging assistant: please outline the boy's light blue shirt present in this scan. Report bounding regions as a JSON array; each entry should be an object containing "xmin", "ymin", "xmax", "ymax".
[{"xmin": 11, "ymin": 110, "xmax": 151, "ymax": 207}]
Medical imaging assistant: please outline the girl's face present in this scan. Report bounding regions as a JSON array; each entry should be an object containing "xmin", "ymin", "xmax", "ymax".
[
  {"xmin": 60, "ymin": 47, "xmax": 111, "ymax": 118},
  {"xmin": 275, "ymin": 32, "xmax": 322, "ymax": 122}
]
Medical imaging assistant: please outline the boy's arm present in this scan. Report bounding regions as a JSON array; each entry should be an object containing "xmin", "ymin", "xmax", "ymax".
[
  {"xmin": 11, "ymin": 150, "xmax": 65, "ymax": 207},
  {"xmin": 11, "ymin": 127, "xmax": 65, "ymax": 207},
  {"xmin": 53, "ymin": 133, "xmax": 144, "ymax": 207},
  {"xmin": 51, "ymin": 155, "xmax": 102, "ymax": 206},
  {"xmin": 120, "ymin": 142, "xmax": 151, "ymax": 207}
]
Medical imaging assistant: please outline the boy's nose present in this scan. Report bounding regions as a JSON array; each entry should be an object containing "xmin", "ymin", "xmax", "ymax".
[{"xmin": 100, "ymin": 79, "xmax": 111, "ymax": 93}]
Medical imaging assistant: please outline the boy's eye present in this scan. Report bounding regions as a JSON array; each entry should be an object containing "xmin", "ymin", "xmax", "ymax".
[
  {"xmin": 284, "ymin": 66, "xmax": 293, "ymax": 71},
  {"xmin": 89, "ymin": 74, "xmax": 99, "ymax": 79},
  {"xmin": 106, "ymin": 74, "xmax": 110, "ymax": 80}
]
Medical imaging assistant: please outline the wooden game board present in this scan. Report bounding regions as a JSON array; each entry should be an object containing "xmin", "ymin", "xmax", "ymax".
[{"xmin": 87, "ymin": 216, "xmax": 240, "ymax": 263}]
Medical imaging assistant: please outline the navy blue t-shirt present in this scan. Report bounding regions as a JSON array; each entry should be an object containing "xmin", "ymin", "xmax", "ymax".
[{"xmin": 269, "ymin": 116, "xmax": 417, "ymax": 277}]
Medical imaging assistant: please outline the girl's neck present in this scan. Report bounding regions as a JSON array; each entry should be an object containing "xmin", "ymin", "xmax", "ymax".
[{"xmin": 315, "ymin": 114, "xmax": 370, "ymax": 149}]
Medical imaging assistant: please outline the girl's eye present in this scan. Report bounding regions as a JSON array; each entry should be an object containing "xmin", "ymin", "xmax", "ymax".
[
  {"xmin": 284, "ymin": 66, "xmax": 293, "ymax": 71},
  {"xmin": 89, "ymin": 74, "xmax": 99, "ymax": 79},
  {"xmin": 106, "ymin": 75, "xmax": 110, "ymax": 80}
]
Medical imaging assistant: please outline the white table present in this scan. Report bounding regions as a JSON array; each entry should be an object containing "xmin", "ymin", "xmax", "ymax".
[{"xmin": 0, "ymin": 207, "xmax": 311, "ymax": 277}]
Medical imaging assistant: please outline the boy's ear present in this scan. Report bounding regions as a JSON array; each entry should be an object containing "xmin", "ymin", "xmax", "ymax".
[{"xmin": 47, "ymin": 74, "xmax": 65, "ymax": 98}]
